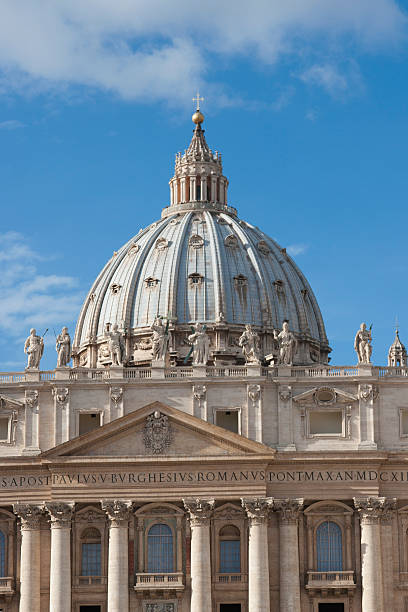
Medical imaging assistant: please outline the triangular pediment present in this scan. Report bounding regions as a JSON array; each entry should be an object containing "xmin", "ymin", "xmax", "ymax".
[
  {"xmin": 0, "ymin": 394, "xmax": 24, "ymax": 409},
  {"xmin": 41, "ymin": 402, "xmax": 275, "ymax": 459},
  {"xmin": 293, "ymin": 386, "xmax": 357, "ymax": 405}
]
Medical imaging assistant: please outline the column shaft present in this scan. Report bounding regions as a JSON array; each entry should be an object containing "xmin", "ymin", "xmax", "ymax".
[
  {"xmin": 242, "ymin": 497, "xmax": 272, "ymax": 612},
  {"xmin": 184, "ymin": 498, "xmax": 214, "ymax": 612},
  {"xmin": 102, "ymin": 500, "xmax": 132, "ymax": 612},
  {"xmin": 50, "ymin": 525, "xmax": 71, "ymax": 612},
  {"xmin": 275, "ymin": 499, "xmax": 303, "ymax": 612},
  {"xmin": 14, "ymin": 504, "xmax": 43, "ymax": 612}
]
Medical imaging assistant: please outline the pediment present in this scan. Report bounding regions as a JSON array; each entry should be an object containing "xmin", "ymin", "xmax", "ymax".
[
  {"xmin": 0, "ymin": 394, "xmax": 24, "ymax": 409},
  {"xmin": 41, "ymin": 402, "xmax": 274, "ymax": 459},
  {"xmin": 293, "ymin": 386, "xmax": 357, "ymax": 405}
]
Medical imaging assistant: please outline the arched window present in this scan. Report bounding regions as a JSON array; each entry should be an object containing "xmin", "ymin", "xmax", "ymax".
[
  {"xmin": 81, "ymin": 528, "xmax": 101, "ymax": 576},
  {"xmin": 219, "ymin": 525, "xmax": 241, "ymax": 574},
  {"xmin": 0, "ymin": 530, "xmax": 5, "ymax": 577},
  {"xmin": 147, "ymin": 523, "xmax": 173, "ymax": 573},
  {"xmin": 316, "ymin": 521, "xmax": 342, "ymax": 571}
]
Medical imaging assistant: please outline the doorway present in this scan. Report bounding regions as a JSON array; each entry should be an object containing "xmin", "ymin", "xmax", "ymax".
[
  {"xmin": 220, "ymin": 605, "xmax": 241, "ymax": 612},
  {"xmin": 318, "ymin": 604, "xmax": 344, "ymax": 612},
  {"xmin": 80, "ymin": 607, "xmax": 101, "ymax": 612}
]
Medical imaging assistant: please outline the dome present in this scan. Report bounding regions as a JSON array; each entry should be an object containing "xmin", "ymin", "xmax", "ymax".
[{"xmin": 73, "ymin": 116, "xmax": 330, "ymax": 367}]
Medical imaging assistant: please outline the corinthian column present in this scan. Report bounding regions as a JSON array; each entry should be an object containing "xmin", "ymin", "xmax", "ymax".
[
  {"xmin": 45, "ymin": 502, "xmax": 74, "ymax": 612},
  {"xmin": 354, "ymin": 496, "xmax": 390, "ymax": 612},
  {"xmin": 183, "ymin": 498, "xmax": 214, "ymax": 612},
  {"xmin": 275, "ymin": 498, "xmax": 303, "ymax": 612},
  {"xmin": 241, "ymin": 497, "xmax": 272, "ymax": 612},
  {"xmin": 13, "ymin": 504, "xmax": 43, "ymax": 612},
  {"xmin": 102, "ymin": 500, "xmax": 133, "ymax": 612}
]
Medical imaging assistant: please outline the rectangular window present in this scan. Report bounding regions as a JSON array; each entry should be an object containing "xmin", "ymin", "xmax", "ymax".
[
  {"xmin": 81, "ymin": 542, "xmax": 101, "ymax": 576},
  {"xmin": 309, "ymin": 411, "xmax": 342, "ymax": 435},
  {"xmin": 216, "ymin": 411, "xmax": 239, "ymax": 434},
  {"xmin": 79, "ymin": 413, "xmax": 101, "ymax": 436},
  {"xmin": 220, "ymin": 540, "xmax": 240, "ymax": 573},
  {"xmin": 401, "ymin": 410, "xmax": 408, "ymax": 436},
  {"xmin": 0, "ymin": 419, "xmax": 9, "ymax": 441}
]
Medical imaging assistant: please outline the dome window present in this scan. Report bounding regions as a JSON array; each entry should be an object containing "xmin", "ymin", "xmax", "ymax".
[
  {"xmin": 188, "ymin": 273, "xmax": 204, "ymax": 287},
  {"xmin": 225, "ymin": 234, "xmax": 238, "ymax": 248},
  {"xmin": 155, "ymin": 238, "xmax": 169, "ymax": 251},
  {"xmin": 234, "ymin": 275, "xmax": 247, "ymax": 288},
  {"xmin": 258, "ymin": 240, "xmax": 270, "ymax": 255},
  {"xmin": 110, "ymin": 284, "xmax": 122, "ymax": 295},
  {"xmin": 145, "ymin": 277, "xmax": 159, "ymax": 288},
  {"xmin": 273, "ymin": 279, "xmax": 284, "ymax": 293},
  {"xmin": 189, "ymin": 234, "xmax": 204, "ymax": 249}
]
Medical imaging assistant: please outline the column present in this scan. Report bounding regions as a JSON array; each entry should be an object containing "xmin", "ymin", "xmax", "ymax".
[
  {"xmin": 183, "ymin": 498, "xmax": 214, "ymax": 612},
  {"xmin": 358, "ymin": 383, "xmax": 378, "ymax": 449},
  {"xmin": 275, "ymin": 498, "xmax": 303, "ymax": 612},
  {"xmin": 45, "ymin": 502, "xmax": 74, "ymax": 612},
  {"xmin": 241, "ymin": 497, "xmax": 272, "ymax": 612},
  {"xmin": 102, "ymin": 500, "xmax": 133, "ymax": 612},
  {"xmin": 354, "ymin": 496, "xmax": 387, "ymax": 612},
  {"xmin": 381, "ymin": 498, "xmax": 397, "ymax": 611},
  {"xmin": 13, "ymin": 504, "xmax": 43, "ymax": 612}
]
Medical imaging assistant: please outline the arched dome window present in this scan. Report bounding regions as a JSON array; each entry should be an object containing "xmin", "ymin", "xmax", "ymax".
[
  {"xmin": 81, "ymin": 527, "xmax": 101, "ymax": 577},
  {"xmin": 316, "ymin": 521, "xmax": 342, "ymax": 571},
  {"xmin": 219, "ymin": 525, "xmax": 241, "ymax": 574},
  {"xmin": 147, "ymin": 523, "xmax": 174, "ymax": 573}
]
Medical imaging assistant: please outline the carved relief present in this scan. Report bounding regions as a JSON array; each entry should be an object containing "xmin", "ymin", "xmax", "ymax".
[
  {"xmin": 359, "ymin": 384, "xmax": 378, "ymax": 402},
  {"xmin": 257, "ymin": 240, "xmax": 270, "ymax": 255},
  {"xmin": 45, "ymin": 502, "xmax": 74, "ymax": 526},
  {"xmin": 278, "ymin": 385, "xmax": 292, "ymax": 402},
  {"xmin": 143, "ymin": 411, "xmax": 173, "ymax": 454},
  {"xmin": 155, "ymin": 237, "xmax": 169, "ymax": 251},
  {"xmin": 183, "ymin": 498, "xmax": 214, "ymax": 526},
  {"xmin": 14, "ymin": 504, "xmax": 43, "ymax": 529},
  {"xmin": 101, "ymin": 500, "xmax": 133, "ymax": 526},
  {"xmin": 248, "ymin": 384, "xmax": 261, "ymax": 403},
  {"xmin": 241, "ymin": 497, "xmax": 272, "ymax": 524},
  {"xmin": 189, "ymin": 234, "xmax": 204, "ymax": 249},
  {"xmin": 354, "ymin": 496, "xmax": 396, "ymax": 524},
  {"xmin": 193, "ymin": 385, "xmax": 206, "ymax": 401},
  {"xmin": 225, "ymin": 234, "xmax": 238, "ymax": 248},
  {"xmin": 127, "ymin": 243, "xmax": 140, "ymax": 256},
  {"xmin": 52, "ymin": 387, "xmax": 69, "ymax": 406},
  {"xmin": 25, "ymin": 390, "xmax": 38, "ymax": 409},
  {"xmin": 110, "ymin": 387, "xmax": 123, "ymax": 406}
]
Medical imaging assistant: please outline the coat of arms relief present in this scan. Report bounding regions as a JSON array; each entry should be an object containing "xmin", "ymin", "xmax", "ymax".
[{"xmin": 143, "ymin": 411, "xmax": 173, "ymax": 454}]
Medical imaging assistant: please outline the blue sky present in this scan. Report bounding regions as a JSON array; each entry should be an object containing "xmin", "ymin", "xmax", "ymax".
[{"xmin": 0, "ymin": 0, "xmax": 408, "ymax": 370}]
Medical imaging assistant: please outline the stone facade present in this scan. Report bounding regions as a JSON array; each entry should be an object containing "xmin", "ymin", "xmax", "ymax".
[{"xmin": 1, "ymin": 111, "xmax": 408, "ymax": 612}]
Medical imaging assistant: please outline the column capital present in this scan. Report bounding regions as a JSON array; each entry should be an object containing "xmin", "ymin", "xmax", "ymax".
[
  {"xmin": 13, "ymin": 503, "xmax": 43, "ymax": 530},
  {"xmin": 45, "ymin": 502, "xmax": 74, "ymax": 527},
  {"xmin": 354, "ymin": 496, "xmax": 396, "ymax": 524},
  {"xmin": 241, "ymin": 497, "xmax": 273, "ymax": 525},
  {"xmin": 275, "ymin": 498, "xmax": 304, "ymax": 523},
  {"xmin": 183, "ymin": 498, "xmax": 214, "ymax": 526},
  {"xmin": 101, "ymin": 499, "xmax": 133, "ymax": 526}
]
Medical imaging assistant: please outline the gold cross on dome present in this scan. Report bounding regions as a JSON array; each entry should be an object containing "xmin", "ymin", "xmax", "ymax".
[{"xmin": 192, "ymin": 91, "xmax": 204, "ymax": 111}]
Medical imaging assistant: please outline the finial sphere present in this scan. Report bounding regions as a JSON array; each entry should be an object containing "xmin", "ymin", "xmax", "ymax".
[{"xmin": 192, "ymin": 110, "xmax": 204, "ymax": 125}]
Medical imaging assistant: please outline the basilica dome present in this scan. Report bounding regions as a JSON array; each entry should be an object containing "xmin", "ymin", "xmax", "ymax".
[{"xmin": 73, "ymin": 114, "xmax": 330, "ymax": 367}]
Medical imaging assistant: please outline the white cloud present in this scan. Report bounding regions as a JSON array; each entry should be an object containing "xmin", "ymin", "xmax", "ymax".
[
  {"xmin": 0, "ymin": 232, "xmax": 82, "ymax": 338},
  {"xmin": 287, "ymin": 243, "xmax": 308, "ymax": 256},
  {"xmin": 0, "ymin": 119, "xmax": 25, "ymax": 129},
  {"xmin": 305, "ymin": 109, "xmax": 318, "ymax": 122},
  {"xmin": 0, "ymin": 1, "xmax": 405, "ymax": 104}
]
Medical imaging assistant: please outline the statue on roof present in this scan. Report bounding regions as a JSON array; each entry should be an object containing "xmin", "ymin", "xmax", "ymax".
[
  {"xmin": 354, "ymin": 322, "xmax": 372, "ymax": 364},
  {"xmin": 24, "ymin": 328, "xmax": 45, "ymax": 369},
  {"xmin": 274, "ymin": 320, "xmax": 297, "ymax": 365},
  {"xmin": 105, "ymin": 324, "xmax": 126, "ymax": 366},
  {"xmin": 239, "ymin": 324, "xmax": 261, "ymax": 364},
  {"xmin": 56, "ymin": 327, "xmax": 71, "ymax": 367},
  {"xmin": 150, "ymin": 317, "xmax": 169, "ymax": 361},
  {"xmin": 188, "ymin": 323, "xmax": 210, "ymax": 365}
]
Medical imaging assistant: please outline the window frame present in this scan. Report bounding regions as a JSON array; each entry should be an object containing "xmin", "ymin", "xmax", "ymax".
[
  {"xmin": 315, "ymin": 520, "xmax": 343, "ymax": 572},
  {"xmin": 302, "ymin": 405, "xmax": 351, "ymax": 439},
  {"xmin": 146, "ymin": 522, "xmax": 175, "ymax": 573},
  {"xmin": 218, "ymin": 525, "xmax": 241, "ymax": 574},
  {"xmin": 213, "ymin": 407, "xmax": 241, "ymax": 435},
  {"xmin": 80, "ymin": 527, "xmax": 102, "ymax": 577}
]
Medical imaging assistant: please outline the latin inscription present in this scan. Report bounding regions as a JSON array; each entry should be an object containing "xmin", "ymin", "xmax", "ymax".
[{"xmin": 0, "ymin": 469, "xmax": 408, "ymax": 489}]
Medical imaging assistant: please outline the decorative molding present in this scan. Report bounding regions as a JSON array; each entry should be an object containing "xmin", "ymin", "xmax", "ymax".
[
  {"xmin": 183, "ymin": 498, "xmax": 214, "ymax": 526},
  {"xmin": 241, "ymin": 497, "xmax": 273, "ymax": 525},
  {"xmin": 293, "ymin": 386, "xmax": 357, "ymax": 405},
  {"xmin": 189, "ymin": 234, "xmax": 204, "ymax": 249},
  {"xmin": 45, "ymin": 502, "xmax": 74, "ymax": 527},
  {"xmin": 13, "ymin": 503, "xmax": 43, "ymax": 530},
  {"xmin": 101, "ymin": 500, "xmax": 133, "ymax": 526},
  {"xmin": 354, "ymin": 496, "xmax": 396, "ymax": 524},
  {"xmin": 143, "ymin": 411, "xmax": 173, "ymax": 454},
  {"xmin": 359, "ymin": 384, "xmax": 379, "ymax": 402},
  {"xmin": 248, "ymin": 384, "xmax": 261, "ymax": 404},
  {"xmin": 193, "ymin": 385, "xmax": 206, "ymax": 401},
  {"xmin": 275, "ymin": 498, "xmax": 304, "ymax": 523}
]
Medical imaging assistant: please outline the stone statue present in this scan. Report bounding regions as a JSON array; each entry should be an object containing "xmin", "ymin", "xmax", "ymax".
[
  {"xmin": 354, "ymin": 322, "xmax": 372, "ymax": 364},
  {"xmin": 24, "ymin": 328, "xmax": 44, "ymax": 369},
  {"xmin": 188, "ymin": 323, "xmax": 210, "ymax": 365},
  {"xmin": 105, "ymin": 324, "xmax": 126, "ymax": 366},
  {"xmin": 274, "ymin": 320, "xmax": 297, "ymax": 365},
  {"xmin": 239, "ymin": 324, "xmax": 261, "ymax": 364},
  {"xmin": 150, "ymin": 317, "xmax": 169, "ymax": 361},
  {"xmin": 56, "ymin": 327, "xmax": 71, "ymax": 367}
]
